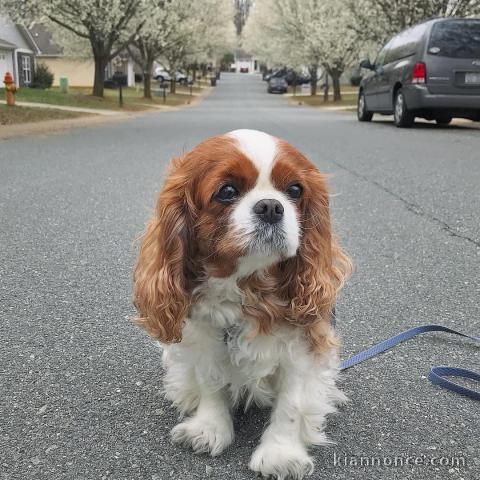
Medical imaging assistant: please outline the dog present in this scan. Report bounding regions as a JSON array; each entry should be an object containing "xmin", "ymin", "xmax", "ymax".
[{"xmin": 133, "ymin": 129, "xmax": 352, "ymax": 479}]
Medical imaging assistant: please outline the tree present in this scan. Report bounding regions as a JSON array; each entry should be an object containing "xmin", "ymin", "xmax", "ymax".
[
  {"xmin": 347, "ymin": 0, "xmax": 480, "ymax": 45},
  {"xmin": 158, "ymin": 0, "xmax": 234, "ymax": 93},
  {"xmin": 244, "ymin": 0, "xmax": 342, "ymax": 96},
  {"xmin": 317, "ymin": 1, "xmax": 359, "ymax": 101},
  {"xmin": 5, "ymin": 0, "xmax": 147, "ymax": 97},
  {"xmin": 233, "ymin": 0, "xmax": 252, "ymax": 36},
  {"xmin": 128, "ymin": 1, "xmax": 178, "ymax": 99}
]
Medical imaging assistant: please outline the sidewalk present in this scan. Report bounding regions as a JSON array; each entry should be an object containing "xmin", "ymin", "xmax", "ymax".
[{"xmin": 0, "ymin": 100, "xmax": 122, "ymax": 116}]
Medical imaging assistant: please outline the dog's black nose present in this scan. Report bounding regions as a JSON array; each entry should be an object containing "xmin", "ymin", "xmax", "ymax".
[{"xmin": 253, "ymin": 199, "xmax": 284, "ymax": 224}]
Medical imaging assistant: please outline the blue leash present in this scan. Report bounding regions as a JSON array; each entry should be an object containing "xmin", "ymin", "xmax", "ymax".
[{"xmin": 338, "ymin": 324, "xmax": 480, "ymax": 400}]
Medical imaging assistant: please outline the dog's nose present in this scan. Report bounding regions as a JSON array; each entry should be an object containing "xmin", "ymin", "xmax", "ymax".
[{"xmin": 253, "ymin": 199, "xmax": 284, "ymax": 224}]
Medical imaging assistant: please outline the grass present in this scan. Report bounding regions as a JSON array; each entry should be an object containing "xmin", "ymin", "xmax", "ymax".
[
  {"xmin": 288, "ymin": 85, "xmax": 358, "ymax": 109},
  {"xmin": 0, "ymin": 104, "xmax": 91, "ymax": 125},
  {"xmin": 0, "ymin": 83, "xmax": 206, "ymax": 111}
]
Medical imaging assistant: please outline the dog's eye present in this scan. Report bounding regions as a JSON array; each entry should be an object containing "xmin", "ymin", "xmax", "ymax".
[
  {"xmin": 286, "ymin": 184, "xmax": 303, "ymax": 199},
  {"xmin": 215, "ymin": 184, "xmax": 239, "ymax": 203}
]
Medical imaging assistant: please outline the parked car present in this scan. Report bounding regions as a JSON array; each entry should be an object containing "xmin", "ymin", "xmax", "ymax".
[
  {"xmin": 267, "ymin": 77, "xmax": 288, "ymax": 94},
  {"xmin": 282, "ymin": 69, "xmax": 310, "ymax": 86},
  {"xmin": 240, "ymin": 66, "xmax": 249, "ymax": 73},
  {"xmin": 358, "ymin": 17, "xmax": 480, "ymax": 127},
  {"xmin": 153, "ymin": 67, "xmax": 188, "ymax": 85},
  {"xmin": 264, "ymin": 70, "xmax": 279, "ymax": 82}
]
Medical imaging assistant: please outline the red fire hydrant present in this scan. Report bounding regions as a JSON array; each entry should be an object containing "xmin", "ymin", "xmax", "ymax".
[{"xmin": 4, "ymin": 72, "xmax": 17, "ymax": 106}]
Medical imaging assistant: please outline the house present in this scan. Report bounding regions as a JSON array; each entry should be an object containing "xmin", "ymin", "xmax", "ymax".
[
  {"xmin": 29, "ymin": 23, "xmax": 136, "ymax": 88},
  {"xmin": 0, "ymin": 15, "xmax": 39, "ymax": 87},
  {"xmin": 1, "ymin": 15, "xmax": 136, "ymax": 90},
  {"xmin": 233, "ymin": 48, "xmax": 259, "ymax": 74}
]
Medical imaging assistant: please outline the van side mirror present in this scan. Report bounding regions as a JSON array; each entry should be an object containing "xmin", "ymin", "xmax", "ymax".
[{"xmin": 360, "ymin": 59, "xmax": 375, "ymax": 70}]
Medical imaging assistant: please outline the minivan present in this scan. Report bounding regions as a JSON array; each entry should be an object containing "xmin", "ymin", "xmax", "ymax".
[{"xmin": 358, "ymin": 18, "xmax": 480, "ymax": 127}]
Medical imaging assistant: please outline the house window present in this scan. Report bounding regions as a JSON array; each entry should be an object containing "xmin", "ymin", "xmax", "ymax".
[{"xmin": 22, "ymin": 55, "xmax": 32, "ymax": 84}]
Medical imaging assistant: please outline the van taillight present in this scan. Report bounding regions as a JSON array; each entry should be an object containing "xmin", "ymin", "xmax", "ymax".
[{"xmin": 412, "ymin": 62, "xmax": 426, "ymax": 84}]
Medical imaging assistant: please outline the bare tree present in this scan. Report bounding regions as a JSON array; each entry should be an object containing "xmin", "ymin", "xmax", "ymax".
[{"xmin": 233, "ymin": 0, "xmax": 252, "ymax": 36}]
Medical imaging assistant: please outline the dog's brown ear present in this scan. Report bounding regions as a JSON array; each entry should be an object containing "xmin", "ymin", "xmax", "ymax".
[
  {"xmin": 134, "ymin": 159, "xmax": 193, "ymax": 343},
  {"xmin": 278, "ymin": 171, "xmax": 352, "ymax": 351}
]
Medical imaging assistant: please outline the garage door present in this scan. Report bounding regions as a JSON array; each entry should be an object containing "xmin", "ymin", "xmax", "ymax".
[{"xmin": 0, "ymin": 48, "xmax": 15, "ymax": 85}]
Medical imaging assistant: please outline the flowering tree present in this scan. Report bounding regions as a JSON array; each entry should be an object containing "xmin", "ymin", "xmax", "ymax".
[
  {"xmin": 317, "ymin": 1, "xmax": 359, "ymax": 101},
  {"xmin": 244, "ymin": 0, "xmax": 360, "ymax": 99},
  {"xmin": 5, "ymin": 0, "xmax": 147, "ymax": 97},
  {"xmin": 128, "ymin": 0, "xmax": 178, "ymax": 99},
  {"xmin": 347, "ymin": 0, "xmax": 480, "ymax": 45},
  {"xmin": 158, "ymin": 0, "xmax": 234, "ymax": 93}
]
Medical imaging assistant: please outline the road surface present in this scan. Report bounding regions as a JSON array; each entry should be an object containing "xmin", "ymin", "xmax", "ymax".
[{"xmin": 1, "ymin": 73, "xmax": 479, "ymax": 480}]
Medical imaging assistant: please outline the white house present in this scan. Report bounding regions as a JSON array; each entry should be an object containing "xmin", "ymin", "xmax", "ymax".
[
  {"xmin": 233, "ymin": 48, "xmax": 259, "ymax": 74},
  {"xmin": 0, "ymin": 16, "xmax": 39, "ymax": 87}
]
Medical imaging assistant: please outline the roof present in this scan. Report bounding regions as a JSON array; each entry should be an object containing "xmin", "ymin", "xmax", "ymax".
[
  {"xmin": 0, "ymin": 37, "xmax": 16, "ymax": 50},
  {"xmin": 16, "ymin": 24, "xmax": 41, "ymax": 54},
  {"xmin": 28, "ymin": 23, "xmax": 63, "ymax": 56}
]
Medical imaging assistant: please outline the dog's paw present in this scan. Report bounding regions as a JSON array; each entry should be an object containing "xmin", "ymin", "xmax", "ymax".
[
  {"xmin": 249, "ymin": 440, "xmax": 313, "ymax": 479},
  {"xmin": 171, "ymin": 416, "xmax": 234, "ymax": 456}
]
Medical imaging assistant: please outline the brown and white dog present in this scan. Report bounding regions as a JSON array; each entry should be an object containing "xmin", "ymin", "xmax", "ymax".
[{"xmin": 134, "ymin": 129, "xmax": 351, "ymax": 479}]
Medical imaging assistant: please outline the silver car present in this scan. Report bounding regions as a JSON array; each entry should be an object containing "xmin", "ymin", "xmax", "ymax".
[{"xmin": 358, "ymin": 18, "xmax": 480, "ymax": 127}]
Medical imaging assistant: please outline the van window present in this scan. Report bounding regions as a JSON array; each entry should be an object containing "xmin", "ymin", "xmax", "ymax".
[
  {"xmin": 428, "ymin": 20, "xmax": 480, "ymax": 58},
  {"xmin": 375, "ymin": 42, "xmax": 391, "ymax": 67},
  {"xmin": 386, "ymin": 23, "xmax": 428, "ymax": 64}
]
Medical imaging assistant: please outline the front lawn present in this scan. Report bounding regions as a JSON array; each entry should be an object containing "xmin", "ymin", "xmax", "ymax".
[
  {"xmin": 0, "ymin": 104, "xmax": 91, "ymax": 125},
  {"xmin": 0, "ymin": 84, "xmax": 206, "ymax": 111},
  {"xmin": 288, "ymin": 85, "xmax": 358, "ymax": 109}
]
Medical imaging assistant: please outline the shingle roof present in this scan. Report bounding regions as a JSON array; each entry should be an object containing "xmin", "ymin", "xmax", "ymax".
[{"xmin": 28, "ymin": 23, "xmax": 63, "ymax": 56}]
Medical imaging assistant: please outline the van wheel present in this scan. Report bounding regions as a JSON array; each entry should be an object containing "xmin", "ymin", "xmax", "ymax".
[
  {"xmin": 394, "ymin": 89, "xmax": 415, "ymax": 127},
  {"xmin": 357, "ymin": 91, "xmax": 373, "ymax": 122},
  {"xmin": 436, "ymin": 116, "xmax": 452, "ymax": 125}
]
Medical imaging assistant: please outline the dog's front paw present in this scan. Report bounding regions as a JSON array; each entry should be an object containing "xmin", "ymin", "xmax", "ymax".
[
  {"xmin": 171, "ymin": 416, "xmax": 234, "ymax": 456},
  {"xmin": 249, "ymin": 440, "xmax": 313, "ymax": 480}
]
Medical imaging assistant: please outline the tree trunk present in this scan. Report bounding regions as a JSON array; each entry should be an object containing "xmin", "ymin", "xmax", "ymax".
[
  {"xmin": 323, "ymin": 73, "xmax": 329, "ymax": 103},
  {"xmin": 143, "ymin": 58, "xmax": 154, "ymax": 99},
  {"xmin": 331, "ymin": 70, "xmax": 342, "ymax": 102},
  {"xmin": 309, "ymin": 64, "xmax": 318, "ymax": 96},
  {"xmin": 93, "ymin": 52, "xmax": 107, "ymax": 98},
  {"xmin": 170, "ymin": 79, "xmax": 176, "ymax": 94},
  {"xmin": 143, "ymin": 70, "xmax": 152, "ymax": 99}
]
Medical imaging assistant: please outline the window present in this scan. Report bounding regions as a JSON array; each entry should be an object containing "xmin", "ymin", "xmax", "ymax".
[
  {"xmin": 428, "ymin": 20, "xmax": 480, "ymax": 58},
  {"xmin": 375, "ymin": 42, "xmax": 391, "ymax": 68},
  {"xmin": 21, "ymin": 55, "xmax": 32, "ymax": 84},
  {"xmin": 386, "ymin": 23, "xmax": 428, "ymax": 64}
]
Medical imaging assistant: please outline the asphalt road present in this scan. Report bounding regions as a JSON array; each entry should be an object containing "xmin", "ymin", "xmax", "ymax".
[{"xmin": 1, "ymin": 73, "xmax": 479, "ymax": 480}]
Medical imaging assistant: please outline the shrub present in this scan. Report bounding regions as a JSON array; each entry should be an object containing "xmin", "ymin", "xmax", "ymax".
[
  {"xmin": 31, "ymin": 63, "xmax": 54, "ymax": 89},
  {"xmin": 350, "ymin": 74, "xmax": 363, "ymax": 86}
]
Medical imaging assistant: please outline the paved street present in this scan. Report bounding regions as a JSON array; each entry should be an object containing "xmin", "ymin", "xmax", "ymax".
[{"xmin": 1, "ymin": 73, "xmax": 479, "ymax": 480}]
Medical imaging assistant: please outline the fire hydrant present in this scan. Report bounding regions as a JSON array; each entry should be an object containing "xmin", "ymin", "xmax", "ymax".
[{"xmin": 4, "ymin": 72, "xmax": 17, "ymax": 106}]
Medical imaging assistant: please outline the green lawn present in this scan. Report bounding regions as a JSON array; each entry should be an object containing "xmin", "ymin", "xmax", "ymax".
[
  {"xmin": 0, "ymin": 84, "xmax": 206, "ymax": 111},
  {"xmin": 288, "ymin": 85, "xmax": 358, "ymax": 109},
  {"xmin": 0, "ymin": 104, "xmax": 91, "ymax": 125}
]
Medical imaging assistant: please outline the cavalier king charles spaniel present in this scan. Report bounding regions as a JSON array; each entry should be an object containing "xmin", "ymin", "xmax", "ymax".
[{"xmin": 134, "ymin": 129, "xmax": 351, "ymax": 479}]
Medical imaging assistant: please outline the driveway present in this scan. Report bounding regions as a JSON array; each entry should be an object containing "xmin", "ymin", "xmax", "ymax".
[{"xmin": 1, "ymin": 73, "xmax": 478, "ymax": 480}]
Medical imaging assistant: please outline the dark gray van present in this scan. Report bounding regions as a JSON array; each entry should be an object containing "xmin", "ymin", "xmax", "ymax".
[{"xmin": 358, "ymin": 18, "xmax": 480, "ymax": 127}]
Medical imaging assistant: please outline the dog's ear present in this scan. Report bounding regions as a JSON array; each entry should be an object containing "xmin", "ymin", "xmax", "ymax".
[
  {"xmin": 278, "ymin": 171, "xmax": 352, "ymax": 351},
  {"xmin": 134, "ymin": 158, "xmax": 194, "ymax": 343}
]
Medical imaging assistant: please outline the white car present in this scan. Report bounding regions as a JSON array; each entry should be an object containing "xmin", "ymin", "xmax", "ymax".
[{"xmin": 153, "ymin": 67, "xmax": 188, "ymax": 84}]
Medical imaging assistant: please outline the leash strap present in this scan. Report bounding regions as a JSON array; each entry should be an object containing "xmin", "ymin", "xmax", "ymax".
[{"xmin": 339, "ymin": 324, "xmax": 480, "ymax": 400}]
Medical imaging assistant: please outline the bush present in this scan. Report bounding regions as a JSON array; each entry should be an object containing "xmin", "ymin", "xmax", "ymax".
[
  {"xmin": 31, "ymin": 63, "xmax": 54, "ymax": 89},
  {"xmin": 350, "ymin": 74, "xmax": 362, "ymax": 86}
]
